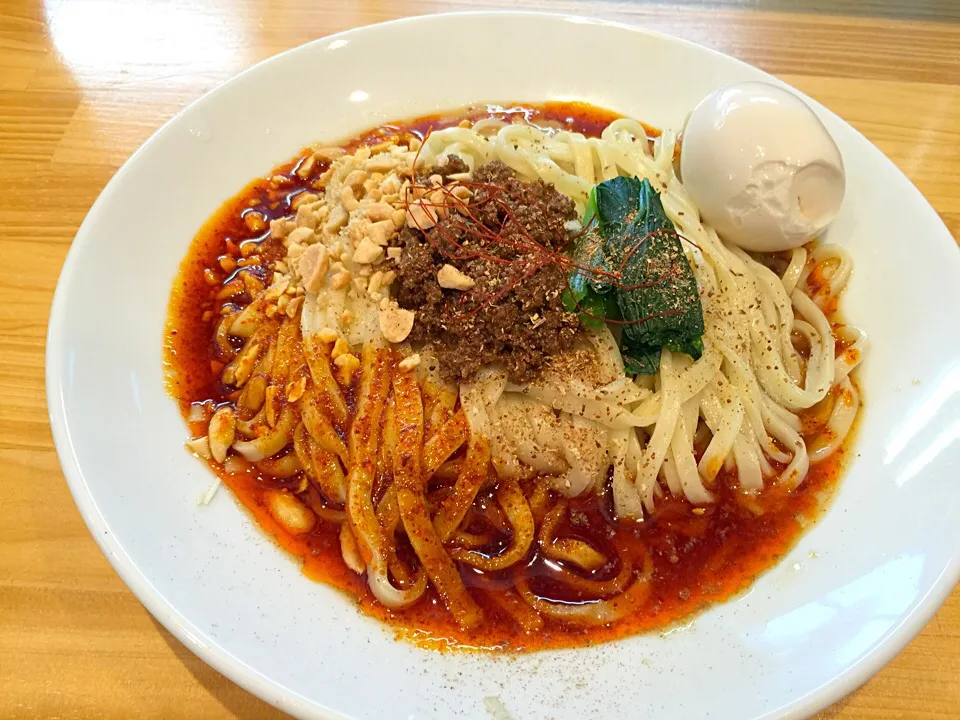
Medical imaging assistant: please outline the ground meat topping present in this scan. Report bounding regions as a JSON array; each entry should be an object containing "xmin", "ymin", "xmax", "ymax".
[{"xmin": 394, "ymin": 160, "xmax": 581, "ymax": 382}]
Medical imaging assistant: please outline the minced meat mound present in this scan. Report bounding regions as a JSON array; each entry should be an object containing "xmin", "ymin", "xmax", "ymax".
[{"xmin": 394, "ymin": 160, "xmax": 581, "ymax": 382}]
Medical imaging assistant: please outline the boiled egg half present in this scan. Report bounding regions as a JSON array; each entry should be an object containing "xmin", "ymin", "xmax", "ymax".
[{"xmin": 680, "ymin": 82, "xmax": 845, "ymax": 252}]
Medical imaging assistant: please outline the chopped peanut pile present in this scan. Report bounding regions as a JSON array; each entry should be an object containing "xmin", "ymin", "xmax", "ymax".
[{"xmin": 258, "ymin": 137, "xmax": 486, "ymax": 349}]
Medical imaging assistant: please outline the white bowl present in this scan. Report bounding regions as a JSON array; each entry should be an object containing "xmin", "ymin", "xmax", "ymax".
[{"xmin": 46, "ymin": 12, "xmax": 960, "ymax": 720}]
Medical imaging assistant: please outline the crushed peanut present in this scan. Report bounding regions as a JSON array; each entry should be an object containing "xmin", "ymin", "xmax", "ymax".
[
  {"xmin": 333, "ymin": 353, "xmax": 361, "ymax": 384},
  {"xmin": 353, "ymin": 237, "xmax": 384, "ymax": 265},
  {"xmin": 380, "ymin": 175, "xmax": 401, "ymax": 195},
  {"xmin": 286, "ymin": 376, "xmax": 307, "ymax": 403},
  {"xmin": 291, "ymin": 192, "xmax": 318, "ymax": 210},
  {"xmin": 344, "ymin": 169, "xmax": 367, "ymax": 188},
  {"xmin": 366, "ymin": 155, "xmax": 399, "ymax": 173},
  {"xmin": 331, "ymin": 337, "xmax": 351, "ymax": 359},
  {"xmin": 298, "ymin": 244, "xmax": 329, "ymax": 294},
  {"xmin": 398, "ymin": 353, "xmax": 421, "ymax": 371},
  {"xmin": 369, "ymin": 219, "xmax": 394, "ymax": 246},
  {"xmin": 243, "ymin": 212, "xmax": 266, "ymax": 233},
  {"xmin": 368, "ymin": 270, "xmax": 385, "ymax": 295},
  {"xmin": 330, "ymin": 270, "xmax": 352, "ymax": 290},
  {"xmin": 287, "ymin": 226, "xmax": 315, "ymax": 247},
  {"xmin": 317, "ymin": 327, "xmax": 339, "ymax": 343},
  {"xmin": 341, "ymin": 186, "xmax": 360, "ymax": 212},
  {"xmin": 406, "ymin": 201, "xmax": 437, "ymax": 230},
  {"xmin": 296, "ymin": 154, "xmax": 318, "ymax": 179},
  {"xmin": 364, "ymin": 202, "xmax": 394, "ymax": 223},
  {"xmin": 351, "ymin": 277, "xmax": 368, "ymax": 296},
  {"xmin": 296, "ymin": 205, "xmax": 317, "ymax": 230},
  {"xmin": 241, "ymin": 240, "xmax": 262, "ymax": 257},
  {"xmin": 285, "ymin": 296, "xmax": 304, "ymax": 318},
  {"xmin": 313, "ymin": 146, "xmax": 346, "ymax": 161},
  {"xmin": 378, "ymin": 301, "xmax": 415, "ymax": 343},
  {"xmin": 324, "ymin": 205, "xmax": 348, "ymax": 234},
  {"xmin": 437, "ymin": 264, "xmax": 475, "ymax": 291},
  {"xmin": 348, "ymin": 218, "xmax": 370, "ymax": 244},
  {"xmin": 253, "ymin": 140, "xmax": 437, "ymax": 348}
]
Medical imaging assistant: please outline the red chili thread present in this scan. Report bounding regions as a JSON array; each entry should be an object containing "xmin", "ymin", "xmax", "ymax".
[{"xmin": 402, "ymin": 145, "xmax": 691, "ymax": 327}]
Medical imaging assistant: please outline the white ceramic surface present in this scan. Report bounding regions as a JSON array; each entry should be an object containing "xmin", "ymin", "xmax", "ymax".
[{"xmin": 46, "ymin": 12, "xmax": 960, "ymax": 720}]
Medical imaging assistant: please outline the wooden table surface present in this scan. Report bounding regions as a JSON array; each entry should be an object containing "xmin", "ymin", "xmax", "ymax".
[{"xmin": 2, "ymin": 0, "xmax": 959, "ymax": 718}]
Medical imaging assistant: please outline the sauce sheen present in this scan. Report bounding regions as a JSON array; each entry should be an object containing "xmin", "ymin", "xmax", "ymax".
[{"xmin": 165, "ymin": 102, "xmax": 853, "ymax": 651}]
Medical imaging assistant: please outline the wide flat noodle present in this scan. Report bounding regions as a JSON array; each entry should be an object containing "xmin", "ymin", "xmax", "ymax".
[
  {"xmin": 393, "ymin": 365, "xmax": 481, "ymax": 628},
  {"xmin": 346, "ymin": 343, "xmax": 426, "ymax": 608}
]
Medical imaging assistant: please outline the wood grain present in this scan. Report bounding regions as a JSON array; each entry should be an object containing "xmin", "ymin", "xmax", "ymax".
[{"xmin": 1, "ymin": 1, "xmax": 958, "ymax": 718}]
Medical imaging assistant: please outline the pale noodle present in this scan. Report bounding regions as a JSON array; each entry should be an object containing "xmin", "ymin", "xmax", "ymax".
[{"xmin": 415, "ymin": 117, "xmax": 866, "ymax": 517}]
